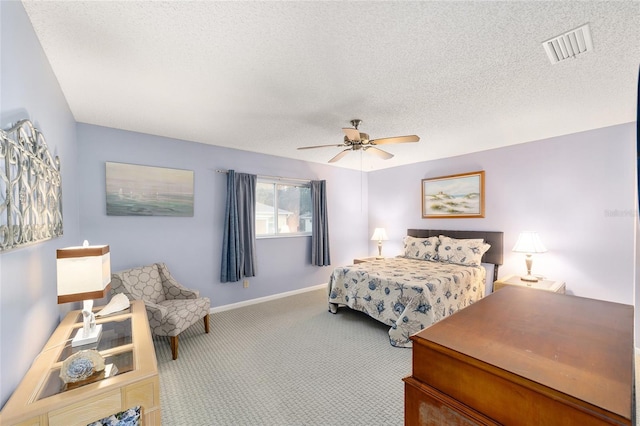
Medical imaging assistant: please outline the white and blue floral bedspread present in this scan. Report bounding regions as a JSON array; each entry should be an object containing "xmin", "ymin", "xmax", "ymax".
[{"xmin": 328, "ymin": 257, "xmax": 486, "ymax": 347}]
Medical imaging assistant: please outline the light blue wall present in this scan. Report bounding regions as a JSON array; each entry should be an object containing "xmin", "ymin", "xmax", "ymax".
[
  {"xmin": 77, "ymin": 124, "xmax": 368, "ymax": 308},
  {"xmin": 0, "ymin": 1, "xmax": 80, "ymax": 407},
  {"xmin": 368, "ymin": 123, "xmax": 637, "ymax": 305}
]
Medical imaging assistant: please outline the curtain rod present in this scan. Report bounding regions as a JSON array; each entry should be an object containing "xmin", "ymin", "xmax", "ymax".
[{"xmin": 214, "ymin": 169, "xmax": 311, "ymax": 183}]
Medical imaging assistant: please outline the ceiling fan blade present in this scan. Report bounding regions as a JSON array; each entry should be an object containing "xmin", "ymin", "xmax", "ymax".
[
  {"xmin": 298, "ymin": 144, "xmax": 345, "ymax": 150},
  {"xmin": 342, "ymin": 128, "xmax": 361, "ymax": 141},
  {"xmin": 364, "ymin": 146, "xmax": 394, "ymax": 160},
  {"xmin": 370, "ymin": 135, "xmax": 420, "ymax": 145},
  {"xmin": 328, "ymin": 149, "xmax": 351, "ymax": 163}
]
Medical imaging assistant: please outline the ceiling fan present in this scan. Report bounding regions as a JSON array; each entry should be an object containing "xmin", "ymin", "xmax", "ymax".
[{"xmin": 297, "ymin": 119, "xmax": 420, "ymax": 163}]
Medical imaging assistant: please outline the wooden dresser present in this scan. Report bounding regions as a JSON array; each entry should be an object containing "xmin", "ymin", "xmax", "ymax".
[
  {"xmin": 403, "ymin": 287, "xmax": 633, "ymax": 426},
  {"xmin": 0, "ymin": 300, "xmax": 160, "ymax": 425}
]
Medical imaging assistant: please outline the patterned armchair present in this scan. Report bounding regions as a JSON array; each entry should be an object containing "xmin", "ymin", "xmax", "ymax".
[{"xmin": 110, "ymin": 262, "xmax": 210, "ymax": 360}]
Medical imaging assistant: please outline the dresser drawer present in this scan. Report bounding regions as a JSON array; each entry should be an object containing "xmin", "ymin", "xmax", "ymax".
[{"xmin": 49, "ymin": 390, "xmax": 121, "ymax": 426}]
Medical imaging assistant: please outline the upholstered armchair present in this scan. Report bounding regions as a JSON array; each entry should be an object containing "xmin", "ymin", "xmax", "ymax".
[{"xmin": 110, "ymin": 262, "xmax": 210, "ymax": 360}]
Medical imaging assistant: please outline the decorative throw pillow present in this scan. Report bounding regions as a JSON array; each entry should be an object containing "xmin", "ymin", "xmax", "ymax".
[
  {"xmin": 436, "ymin": 235, "xmax": 490, "ymax": 266},
  {"xmin": 403, "ymin": 236, "xmax": 440, "ymax": 261}
]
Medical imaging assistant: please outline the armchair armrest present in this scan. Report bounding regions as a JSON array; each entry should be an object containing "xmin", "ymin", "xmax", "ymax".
[
  {"xmin": 169, "ymin": 288, "xmax": 199, "ymax": 299},
  {"xmin": 143, "ymin": 300, "xmax": 169, "ymax": 320},
  {"xmin": 155, "ymin": 262, "xmax": 200, "ymax": 300}
]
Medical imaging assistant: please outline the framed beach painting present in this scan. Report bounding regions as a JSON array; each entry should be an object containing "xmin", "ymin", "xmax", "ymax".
[
  {"xmin": 106, "ymin": 162, "xmax": 194, "ymax": 217},
  {"xmin": 422, "ymin": 171, "xmax": 485, "ymax": 218}
]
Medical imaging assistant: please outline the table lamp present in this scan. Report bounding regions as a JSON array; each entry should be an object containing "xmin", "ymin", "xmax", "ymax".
[
  {"xmin": 57, "ymin": 240, "xmax": 111, "ymax": 346},
  {"xmin": 512, "ymin": 232, "xmax": 547, "ymax": 283},
  {"xmin": 371, "ymin": 228, "xmax": 388, "ymax": 259}
]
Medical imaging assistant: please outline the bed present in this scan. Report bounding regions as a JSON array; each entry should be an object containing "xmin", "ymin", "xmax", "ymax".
[{"xmin": 328, "ymin": 229, "xmax": 504, "ymax": 347}]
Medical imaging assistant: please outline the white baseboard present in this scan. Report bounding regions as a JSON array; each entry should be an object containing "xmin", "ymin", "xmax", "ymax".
[{"xmin": 210, "ymin": 283, "xmax": 327, "ymax": 314}]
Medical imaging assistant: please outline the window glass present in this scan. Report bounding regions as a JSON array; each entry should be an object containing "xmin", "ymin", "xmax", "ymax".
[{"xmin": 256, "ymin": 179, "xmax": 311, "ymax": 237}]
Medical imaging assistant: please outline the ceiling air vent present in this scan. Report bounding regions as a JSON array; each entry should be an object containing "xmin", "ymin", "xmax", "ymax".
[{"xmin": 542, "ymin": 23, "xmax": 593, "ymax": 64}]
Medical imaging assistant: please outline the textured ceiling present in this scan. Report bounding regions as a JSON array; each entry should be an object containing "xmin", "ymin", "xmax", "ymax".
[{"xmin": 21, "ymin": 1, "xmax": 640, "ymax": 171}]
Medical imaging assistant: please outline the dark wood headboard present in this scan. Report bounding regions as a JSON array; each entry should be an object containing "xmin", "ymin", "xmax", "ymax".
[{"xmin": 407, "ymin": 229, "xmax": 504, "ymax": 267}]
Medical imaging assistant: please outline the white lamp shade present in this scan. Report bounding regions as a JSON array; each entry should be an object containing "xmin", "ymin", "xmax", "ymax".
[
  {"xmin": 512, "ymin": 232, "xmax": 547, "ymax": 254},
  {"xmin": 57, "ymin": 244, "xmax": 111, "ymax": 304},
  {"xmin": 370, "ymin": 228, "xmax": 388, "ymax": 241}
]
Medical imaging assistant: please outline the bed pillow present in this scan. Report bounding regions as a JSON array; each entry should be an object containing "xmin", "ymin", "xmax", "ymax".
[
  {"xmin": 403, "ymin": 236, "xmax": 440, "ymax": 261},
  {"xmin": 436, "ymin": 235, "xmax": 490, "ymax": 266}
]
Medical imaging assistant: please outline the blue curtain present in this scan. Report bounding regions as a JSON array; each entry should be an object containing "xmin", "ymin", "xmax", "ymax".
[
  {"xmin": 311, "ymin": 180, "xmax": 331, "ymax": 266},
  {"xmin": 221, "ymin": 170, "xmax": 257, "ymax": 282}
]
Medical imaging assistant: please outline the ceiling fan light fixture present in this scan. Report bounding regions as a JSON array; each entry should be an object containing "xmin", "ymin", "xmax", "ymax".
[{"xmin": 298, "ymin": 119, "xmax": 420, "ymax": 163}]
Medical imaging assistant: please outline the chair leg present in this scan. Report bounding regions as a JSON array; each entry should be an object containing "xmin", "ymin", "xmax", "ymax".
[
  {"xmin": 204, "ymin": 314, "xmax": 210, "ymax": 334},
  {"xmin": 170, "ymin": 336, "xmax": 179, "ymax": 360}
]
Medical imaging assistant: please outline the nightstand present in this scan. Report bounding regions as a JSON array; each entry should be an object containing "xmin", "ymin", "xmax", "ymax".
[
  {"xmin": 493, "ymin": 274, "xmax": 566, "ymax": 294},
  {"xmin": 353, "ymin": 257, "xmax": 383, "ymax": 264}
]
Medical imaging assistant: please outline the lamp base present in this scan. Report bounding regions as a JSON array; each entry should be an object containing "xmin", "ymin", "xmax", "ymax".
[
  {"xmin": 71, "ymin": 324, "xmax": 102, "ymax": 347},
  {"xmin": 520, "ymin": 275, "xmax": 539, "ymax": 283}
]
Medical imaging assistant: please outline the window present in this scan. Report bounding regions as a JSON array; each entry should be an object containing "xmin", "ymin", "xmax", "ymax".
[{"xmin": 256, "ymin": 179, "xmax": 312, "ymax": 237}]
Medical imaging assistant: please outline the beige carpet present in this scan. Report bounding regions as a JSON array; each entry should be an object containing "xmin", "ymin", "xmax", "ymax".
[{"xmin": 153, "ymin": 288, "xmax": 411, "ymax": 425}]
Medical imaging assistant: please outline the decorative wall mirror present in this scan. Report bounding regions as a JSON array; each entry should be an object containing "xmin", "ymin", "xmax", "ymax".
[{"xmin": 0, "ymin": 119, "xmax": 63, "ymax": 252}]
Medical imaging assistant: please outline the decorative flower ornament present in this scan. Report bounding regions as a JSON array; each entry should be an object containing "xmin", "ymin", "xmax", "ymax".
[{"xmin": 60, "ymin": 349, "xmax": 105, "ymax": 383}]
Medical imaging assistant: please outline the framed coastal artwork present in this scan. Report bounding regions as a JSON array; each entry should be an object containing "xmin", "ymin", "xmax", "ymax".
[
  {"xmin": 105, "ymin": 162, "xmax": 194, "ymax": 217},
  {"xmin": 422, "ymin": 171, "xmax": 485, "ymax": 218}
]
